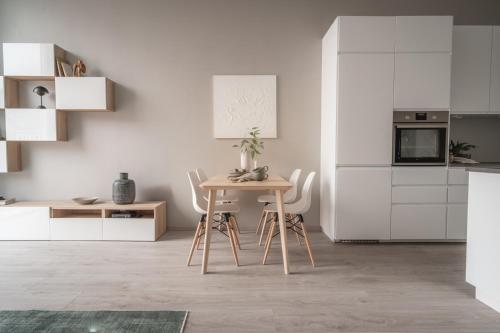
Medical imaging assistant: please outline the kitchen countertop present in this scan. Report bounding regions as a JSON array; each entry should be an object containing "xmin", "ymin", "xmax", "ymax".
[{"xmin": 449, "ymin": 162, "xmax": 500, "ymax": 174}]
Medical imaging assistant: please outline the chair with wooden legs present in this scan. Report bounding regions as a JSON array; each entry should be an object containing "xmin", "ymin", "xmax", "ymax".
[
  {"xmin": 255, "ymin": 169, "xmax": 301, "ymax": 246},
  {"xmin": 196, "ymin": 168, "xmax": 241, "ymax": 234},
  {"xmin": 186, "ymin": 171, "xmax": 240, "ymax": 267},
  {"xmin": 262, "ymin": 171, "xmax": 316, "ymax": 267}
]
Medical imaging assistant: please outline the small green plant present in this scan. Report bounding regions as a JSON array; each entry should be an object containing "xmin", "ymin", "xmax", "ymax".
[
  {"xmin": 233, "ymin": 127, "xmax": 264, "ymax": 160},
  {"xmin": 450, "ymin": 140, "xmax": 476, "ymax": 157}
]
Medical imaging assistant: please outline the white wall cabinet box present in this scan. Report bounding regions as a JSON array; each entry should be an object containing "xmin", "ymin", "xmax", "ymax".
[
  {"xmin": 338, "ymin": 16, "xmax": 395, "ymax": 53},
  {"xmin": 394, "ymin": 53, "xmax": 451, "ymax": 110},
  {"xmin": 448, "ymin": 167, "xmax": 468, "ymax": 184},
  {"xmin": 395, "ymin": 16, "xmax": 453, "ymax": 53},
  {"xmin": 102, "ymin": 218, "xmax": 156, "ymax": 241},
  {"xmin": 451, "ymin": 26, "xmax": 493, "ymax": 114},
  {"xmin": 55, "ymin": 77, "xmax": 114, "ymax": 111},
  {"xmin": 491, "ymin": 27, "xmax": 500, "ymax": 113},
  {"xmin": 3, "ymin": 43, "xmax": 65, "ymax": 79},
  {"xmin": 0, "ymin": 141, "xmax": 21, "ymax": 172},
  {"xmin": 49, "ymin": 218, "xmax": 103, "ymax": 240},
  {"xmin": 5, "ymin": 108, "xmax": 67, "ymax": 141},
  {"xmin": 392, "ymin": 167, "xmax": 447, "ymax": 185},
  {"xmin": 0, "ymin": 207, "xmax": 50, "ymax": 240},
  {"xmin": 391, "ymin": 204, "xmax": 447, "ymax": 239},
  {"xmin": 335, "ymin": 167, "xmax": 391, "ymax": 240},
  {"xmin": 392, "ymin": 186, "xmax": 447, "ymax": 204},
  {"xmin": 447, "ymin": 204, "xmax": 467, "ymax": 239},
  {"xmin": 337, "ymin": 54, "xmax": 394, "ymax": 165}
]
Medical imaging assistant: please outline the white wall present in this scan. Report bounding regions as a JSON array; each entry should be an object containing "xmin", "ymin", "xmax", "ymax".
[{"xmin": 0, "ymin": 0, "xmax": 499, "ymax": 230}]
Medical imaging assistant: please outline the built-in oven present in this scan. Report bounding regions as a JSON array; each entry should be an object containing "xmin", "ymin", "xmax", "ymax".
[{"xmin": 393, "ymin": 111, "xmax": 449, "ymax": 166}]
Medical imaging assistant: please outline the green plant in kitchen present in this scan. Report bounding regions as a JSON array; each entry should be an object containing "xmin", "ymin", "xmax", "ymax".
[
  {"xmin": 449, "ymin": 140, "xmax": 477, "ymax": 158},
  {"xmin": 233, "ymin": 127, "xmax": 264, "ymax": 160}
]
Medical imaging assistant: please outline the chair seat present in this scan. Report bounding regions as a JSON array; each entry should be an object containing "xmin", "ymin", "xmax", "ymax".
[
  {"xmin": 212, "ymin": 203, "xmax": 240, "ymax": 214},
  {"xmin": 257, "ymin": 194, "xmax": 276, "ymax": 203},
  {"xmin": 204, "ymin": 194, "xmax": 239, "ymax": 203},
  {"xmin": 264, "ymin": 202, "xmax": 304, "ymax": 215}
]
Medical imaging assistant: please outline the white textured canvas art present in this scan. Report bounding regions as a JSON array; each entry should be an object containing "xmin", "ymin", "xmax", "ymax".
[{"xmin": 213, "ymin": 75, "xmax": 277, "ymax": 138}]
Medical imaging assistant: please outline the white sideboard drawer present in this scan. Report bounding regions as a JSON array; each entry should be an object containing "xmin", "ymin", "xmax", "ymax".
[
  {"xmin": 50, "ymin": 218, "xmax": 103, "ymax": 240},
  {"xmin": 447, "ymin": 204, "xmax": 467, "ymax": 240},
  {"xmin": 392, "ymin": 167, "xmax": 448, "ymax": 185},
  {"xmin": 448, "ymin": 185, "xmax": 468, "ymax": 203},
  {"xmin": 448, "ymin": 168, "xmax": 468, "ymax": 185},
  {"xmin": 392, "ymin": 186, "xmax": 447, "ymax": 204},
  {"xmin": 102, "ymin": 218, "xmax": 156, "ymax": 241},
  {"xmin": 391, "ymin": 204, "xmax": 446, "ymax": 239},
  {"xmin": 0, "ymin": 207, "xmax": 50, "ymax": 240}
]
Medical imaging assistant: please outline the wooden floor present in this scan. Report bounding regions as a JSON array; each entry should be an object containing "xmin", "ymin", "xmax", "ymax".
[{"xmin": 0, "ymin": 230, "xmax": 499, "ymax": 333}]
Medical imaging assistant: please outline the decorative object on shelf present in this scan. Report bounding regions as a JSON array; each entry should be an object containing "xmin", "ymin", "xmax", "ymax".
[
  {"xmin": 213, "ymin": 75, "xmax": 277, "ymax": 138},
  {"xmin": 0, "ymin": 196, "xmax": 16, "ymax": 205},
  {"xmin": 56, "ymin": 58, "xmax": 72, "ymax": 77},
  {"xmin": 110, "ymin": 211, "xmax": 143, "ymax": 218},
  {"xmin": 233, "ymin": 127, "xmax": 264, "ymax": 171},
  {"xmin": 32, "ymin": 86, "xmax": 49, "ymax": 109},
  {"xmin": 449, "ymin": 140, "xmax": 477, "ymax": 162},
  {"xmin": 73, "ymin": 59, "xmax": 86, "ymax": 77},
  {"xmin": 228, "ymin": 166, "xmax": 269, "ymax": 182},
  {"xmin": 72, "ymin": 197, "xmax": 99, "ymax": 205},
  {"xmin": 112, "ymin": 172, "xmax": 136, "ymax": 205}
]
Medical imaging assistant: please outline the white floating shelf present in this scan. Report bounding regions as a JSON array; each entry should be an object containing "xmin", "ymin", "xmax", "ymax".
[
  {"xmin": 0, "ymin": 141, "xmax": 21, "ymax": 172},
  {"xmin": 3, "ymin": 43, "xmax": 65, "ymax": 78},
  {"xmin": 55, "ymin": 77, "xmax": 114, "ymax": 111},
  {"xmin": 5, "ymin": 108, "xmax": 67, "ymax": 142}
]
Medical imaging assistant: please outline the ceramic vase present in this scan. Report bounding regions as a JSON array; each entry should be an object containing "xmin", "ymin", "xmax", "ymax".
[
  {"xmin": 240, "ymin": 151, "xmax": 252, "ymax": 171},
  {"xmin": 112, "ymin": 172, "xmax": 136, "ymax": 205}
]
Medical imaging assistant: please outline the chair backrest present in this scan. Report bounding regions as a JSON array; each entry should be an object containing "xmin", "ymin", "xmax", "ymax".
[
  {"xmin": 187, "ymin": 170, "xmax": 207, "ymax": 214},
  {"xmin": 293, "ymin": 171, "xmax": 316, "ymax": 214},
  {"xmin": 283, "ymin": 169, "xmax": 302, "ymax": 203},
  {"xmin": 195, "ymin": 168, "xmax": 208, "ymax": 182}
]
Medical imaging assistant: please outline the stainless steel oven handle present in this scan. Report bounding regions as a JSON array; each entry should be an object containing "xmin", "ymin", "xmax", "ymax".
[{"xmin": 394, "ymin": 123, "xmax": 448, "ymax": 129}]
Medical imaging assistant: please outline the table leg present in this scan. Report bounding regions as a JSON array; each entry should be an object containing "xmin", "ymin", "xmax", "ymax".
[
  {"xmin": 202, "ymin": 189, "xmax": 217, "ymax": 274},
  {"xmin": 275, "ymin": 189, "xmax": 290, "ymax": 274}
]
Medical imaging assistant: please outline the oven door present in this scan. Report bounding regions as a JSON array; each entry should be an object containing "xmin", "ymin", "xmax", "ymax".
[{"xmin": 393, "ymin": 124, "xmax": 448, "ymax": 165}]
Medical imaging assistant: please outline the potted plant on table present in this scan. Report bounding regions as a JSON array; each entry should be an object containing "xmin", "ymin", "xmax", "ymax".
[
  {"xmin": 449, "ymin": 140, "xmax": 477, "ymax": 162},
  {"xmin": 233, "ymin": 127, "xmax": 264, "ymax": 171}
]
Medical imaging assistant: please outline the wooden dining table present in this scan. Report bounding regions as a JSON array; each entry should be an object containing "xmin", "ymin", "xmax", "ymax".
[{"xmin": 199, "ymin": 175, "xmax": 293, "ymax": 274}]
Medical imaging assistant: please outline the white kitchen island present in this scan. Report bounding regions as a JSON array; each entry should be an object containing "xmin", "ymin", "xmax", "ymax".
[{"xmin": 467, "ymin": 168, "xmax": 500, "ymax": 312}]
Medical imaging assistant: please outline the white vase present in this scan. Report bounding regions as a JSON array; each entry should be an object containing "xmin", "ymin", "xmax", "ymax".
[
  {"xmin": 240, "ymin": 151, "xmax": 251, "ymax": 171},
  {"xmin": 252, "ymin": 159, "xmax": 257, "ymax": 169}
]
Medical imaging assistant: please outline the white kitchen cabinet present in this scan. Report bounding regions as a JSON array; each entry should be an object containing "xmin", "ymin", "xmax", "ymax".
[
  {"xmin": 55, "ymin": 77, "xmax": 114, "ymax": 111},
  {"xmin": 392, "ymin": 167, "xmax": 447, "ymax": 185},
  {"xmin": 448, "ymin": 167, "xmax": 468, "ymax": 185},
  {"xmin": 394, "ymin": 53, "xmax": 451, "ymax": 109},
  {"xmin": 0, "ymin": 141, "xmax": 21, "ymax": 172},
  {"xmin": 3, "ymin": 43, "xmax": 65, "ymax": 78},
  {"xmin": 337, "ymin": 54, "xmax": 394, "ymax": 165},
  {"xmin": 451, "ymin": 26, "xmax": 493, "ymax": 114},
  {"xmin": 395, "ymin": 16, "xmax": 453, "ymax": 53},
  {"xmin": 391, "ymin": 204, "xmax": 447, "ymax": 239},
  {"xmin": 448, "ymin": 185, "xmax": 468, "ymax": 203},
  {"xmin": 447, "ymin": 204, "xmax": 467, "ymax": 239},
  {"xmin": 5, "ymin": 108, "xmax": 67, "ymax": 141},
  {"xmin": 0, "ymin": 207, "xmax": 50, "ymax": 240},
  {"xmin": 335, "ymin": 167, "xmax": 391, "ymax": 240},
  {"xmin": 49, "ymin": 218, "xmax": 103, "ymax": 240},
  {"xmin": 392, "ymin": 186, "xmax": 447, "ymax": 204},
  {"xmin": 338, "ymin": 16, "xmax": 395, "ymax": 53},
  {"xmin": 102, "ymin": 218, "xmax": 156, "ymax": 241},
  {"xmin": 491, "ymin": 27, "xmax": 500, "ymax": 113}
]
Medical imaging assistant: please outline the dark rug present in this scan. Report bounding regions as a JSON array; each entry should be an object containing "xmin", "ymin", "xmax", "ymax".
[{"xmin": 0, "ymin": 310, "xmax": 188, "ymax": 333}]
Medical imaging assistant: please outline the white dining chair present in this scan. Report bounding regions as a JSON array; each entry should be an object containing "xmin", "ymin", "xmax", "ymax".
[
  {"xmin": 196, "ymin": 168, "xmax": 241, "ymax": 234},
  {"xmin": 255, "ymin": 169, "xmax": 302, "ymax": 246},
  {"xmin": 261, "ymin": 171, "xmax": 316, "ymax": 267},
  {"xmin": 186, "ymin": 170, "xmax": 240, "ymax": 267}
]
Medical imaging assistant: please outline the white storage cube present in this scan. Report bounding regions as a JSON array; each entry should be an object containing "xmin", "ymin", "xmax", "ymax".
[
  {"xmin": 102, "ymin": 218, "xmax": 156, "ymax": 241},
  {"xmin": 5, "ymin": 108, "xmax": 67, "ymax": 141},
  {"xmin": 49, "ymin": 218, "xmax": 103, "ymax": 240},
  {"xmin": 55, "ymin": 77, "xmax": 114, "ymax": 111},
  {"xmin": 0, "ymin": 141, "xmax": 21, "ymax": 172},
  {"xmin": 3, "ymin": 43, "xmax": 65, "ymax": 78}
]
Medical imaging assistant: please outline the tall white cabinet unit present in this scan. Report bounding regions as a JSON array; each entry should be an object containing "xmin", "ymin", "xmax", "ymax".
[{"xmin": 321, "ymin": 16, "xmax": 453, "ymax": 241}]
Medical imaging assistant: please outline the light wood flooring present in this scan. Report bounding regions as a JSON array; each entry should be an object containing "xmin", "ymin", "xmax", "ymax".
[{"xmin": 0, "ymin": 230, "xmax": 499, "ymax": 332}]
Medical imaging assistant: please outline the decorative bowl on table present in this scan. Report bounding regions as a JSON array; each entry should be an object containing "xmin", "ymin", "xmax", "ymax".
[{"xmin": 72, "ymin": 197, "xmax": 99, "ymax": 205}]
